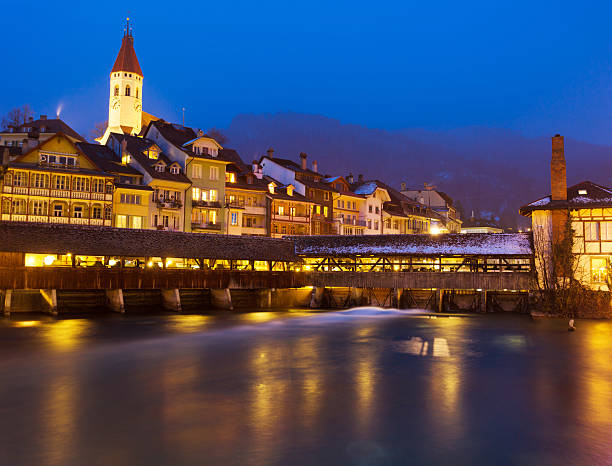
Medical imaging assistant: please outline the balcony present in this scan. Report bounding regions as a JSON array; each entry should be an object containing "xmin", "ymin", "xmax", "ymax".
[
  {"xmin": 3, "ymin": 185, "xmax": 112, "ymax": 201},
  {"xmin": 192, "ymin": 222, "xmax": 222, "ymax": 231},
  {"xmin": 0, "ymin": 215, "xmax": 111, "ymax": 226},
  {"xmin": 272, "ymin": 213, "xmax": 310, "ymax": 223},
  {"xmin": 155, "ymin": 199, "xmax": 183, "ymax": 209},
  {"xmin": 192, "ymin": 200, "xmax": 222, "ymax": 209},
  {"xmin": 241, "ymin": 226, "xmax": 266, "ymax": 235}
]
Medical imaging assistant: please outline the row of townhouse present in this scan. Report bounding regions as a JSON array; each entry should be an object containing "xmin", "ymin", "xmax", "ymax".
[
  {"xmin": 0, "ymin": 119, "xmax": 443, "ymax": 236},
  {"xmin": 0, "ymin": 23, "xmax": 450, "ymax": 236}
]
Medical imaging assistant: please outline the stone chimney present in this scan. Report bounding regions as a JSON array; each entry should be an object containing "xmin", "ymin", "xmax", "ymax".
[
  {"xmin": 551, "ymin": 134, "xmax": 567, "ymax": 201},
  {"xmin": 358, "ymin": 174, "xmax": 364, "ymax": 183},
  {"xmin": 197, "ymin": 129, "xmax": 204, "ymax": 137},
  {"xmin": 121, "ymin": 139, "xmax": 127, "ymax": 160},
  {"xmin": 252, "ymin": 159, "xmax": 258, "ymax": 173},
  {"xmin": 312, "ymin": 160, "xmax": 318, "ymax": 173},
  {"xmin": 400, "ymin": 182, "xmax": 407, "ymax": 191},
  {"xmin": 267, "ymin": 147, "xmax": 274, "ymax": 159},
  {"xmin": 347, "ymin": 173, "xmax": 354, "ymax": 184},
  {"xmin": 300, "ymin": 152, "xmax": 307, "ymax": 170}
]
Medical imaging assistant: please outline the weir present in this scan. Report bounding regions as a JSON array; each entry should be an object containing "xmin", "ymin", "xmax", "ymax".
[{"xmin": 0, "ymin": 222, "xmax": 535, "ymax": 315}]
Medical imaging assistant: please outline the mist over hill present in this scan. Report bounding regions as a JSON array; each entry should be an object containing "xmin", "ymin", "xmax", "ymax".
[{"xmin": 221, "ymin": 112, "xmax": 612, "ymax": 229}]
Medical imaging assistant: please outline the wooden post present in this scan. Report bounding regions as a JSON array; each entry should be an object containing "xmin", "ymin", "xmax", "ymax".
[
  {"xmin": 480, "ymin": 290, "xmax": 487, "ymax": 313},
  {"xmin": 438, "ymin": 289, "xmax": 444, "ymax": 313}
]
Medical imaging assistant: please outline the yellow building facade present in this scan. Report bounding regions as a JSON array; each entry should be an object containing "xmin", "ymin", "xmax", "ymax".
[{"xmin": 0, "ymin": 134, "xmax": 113, "ymax": 226}]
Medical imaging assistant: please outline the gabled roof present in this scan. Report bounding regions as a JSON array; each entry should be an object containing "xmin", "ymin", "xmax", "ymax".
[
  {"xmin": 260, "ymin": 156, "xmax": 321, "ymax": 177},
  {"xmin": 520, "ymin": 181, "xmax": 612, "ymax": 216},
  {"xmin": 76, "ymin": 142, "xmax": 142, "ymax": 176},
  {"xmin": 109, "ymin": 133, "xmax": 191, "ymax": 184},
  {"xmin": 2, "ymin": 117, "xmax": 84, "ymax": 141},
  {"xmin": 147, "ymin": 120, "xmax": 234, "ymax": 163},
  {"xmin": 111, "ymin": 34, "xmax": 143, "ymax": 75},
  {"xmin": 12, "ymin": 132, "xmax": 101, "ymax": 170}
]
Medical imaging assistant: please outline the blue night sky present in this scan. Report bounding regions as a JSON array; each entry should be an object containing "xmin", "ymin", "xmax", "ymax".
[{"xmin": 4, "ymin": 0, "xmax": 612, "ymax": 144}]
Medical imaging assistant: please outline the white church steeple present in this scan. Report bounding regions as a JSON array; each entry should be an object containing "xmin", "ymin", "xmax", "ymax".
[{"xmin": 99, "ymin": 18, "xmax": 143, "ymax": 144}]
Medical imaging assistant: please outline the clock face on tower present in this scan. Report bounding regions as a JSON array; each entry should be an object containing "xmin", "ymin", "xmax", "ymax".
[{"xmin": 111, "ymin": 98, "xmax": 120, "ymax": 110}]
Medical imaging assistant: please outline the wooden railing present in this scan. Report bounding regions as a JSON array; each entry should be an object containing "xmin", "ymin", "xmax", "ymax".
[{"xmin": 0, "ymin": 267, "xmax": 535, "ymax": 291}]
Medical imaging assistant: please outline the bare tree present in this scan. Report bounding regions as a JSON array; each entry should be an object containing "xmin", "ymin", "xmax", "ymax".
[
  {"xmin": 90, "ymin": 121, "xmax": 108, "ymax": 141},
  {"xmin": 532, "ymin": 212, "xmax": 608, "ymax": 319},
  {"xmin": 1, "ymin": 105, "xmax": 34, "ymax": 129},
  {"xmin": 207, "ymin": 127, "xmax": 228, "ymax": 145}
]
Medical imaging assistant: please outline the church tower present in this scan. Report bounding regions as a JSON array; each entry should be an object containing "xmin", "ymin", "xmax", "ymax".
[{"xmin": 100, "ymin": 19, "xmax": 143, "ymax": 144}]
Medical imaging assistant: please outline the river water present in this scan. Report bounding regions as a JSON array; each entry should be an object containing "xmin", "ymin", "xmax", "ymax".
[{"xmin": 0, "ymin": 309, "xmax": 611, "ymax": 465}]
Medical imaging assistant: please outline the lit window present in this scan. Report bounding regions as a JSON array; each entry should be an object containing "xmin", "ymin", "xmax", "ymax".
[
  {"xmin": 116, "ymin": 215, "xmax": 127, "ymax": 228},
  {"xmin": 579, "ymin": 189, "xmax": 587, "ymax": 195},
  {"xmin": 323, "ymin": 206, "xmax": 328, "ymax": 217},
  {"xmin": 209, "ymin": 211, "xmax": 216, "ymax": 224},
  {"xmin": 131, "ymin": 216, "xmax": 142, "ymax": 229},
  {"xmin": 209, "ymin": 189, "xmax": 218, "ymax": 202},
  {"xmin": 192, "ymin": 187, "xmax": 201, "ymax": 201},
  {"xmin": 591, "ymin": 257, "xmax": 608, "ymax": 283}
]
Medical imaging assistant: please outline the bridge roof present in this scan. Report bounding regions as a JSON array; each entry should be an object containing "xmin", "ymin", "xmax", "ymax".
[
  {"xmin": 292, "ymin": 233, "xmax": 533, "ymax": 257},
  {"xmin": 0, "ymin": 222, "xmax": 298, "ymax": 262}
]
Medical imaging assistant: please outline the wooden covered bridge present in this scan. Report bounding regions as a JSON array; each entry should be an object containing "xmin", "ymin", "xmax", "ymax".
[{"xmin": 0, "ymin": 222, "xmax": 534, "ymax": 315}]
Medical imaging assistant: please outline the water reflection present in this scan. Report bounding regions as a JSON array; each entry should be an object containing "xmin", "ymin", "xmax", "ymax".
[{"xmin": 2, "ymin": 313, "xmax": 612, "ymax": 464}]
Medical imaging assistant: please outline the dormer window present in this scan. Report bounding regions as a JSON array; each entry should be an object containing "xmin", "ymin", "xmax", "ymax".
[
  {"xmin": 170, "ymin": 166, "xmax": 180, "ymax": 174},
  {"xmin": 225, "ymin": 172, "xmax": 236, "ymax": 183},
  {"xmin": 147, "ymin": 148, "xmax": 159, "ymax": 159},
  {"xmin": 287, "ymin": 185, "xmax": 294, "ymax": 197},
  {"xmin": 578, "ymin": 189, "xmax": 588, "ymax": 195},
  {"xmin": 268, "ymin": 183, "xmax": 275, "ymax": 194},
  {"xmin": 155, "ymin": 164, "xmax": 165, "ymax": 172},
  {"xmin": 121, "ymin": 154, "xmax": 131, "ymax": 165}
]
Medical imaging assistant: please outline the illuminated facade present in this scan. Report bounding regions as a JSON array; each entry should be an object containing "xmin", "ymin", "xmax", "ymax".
[{"xmin": 0, "ymin": 134, "xmax": 114, "ymax": 226}]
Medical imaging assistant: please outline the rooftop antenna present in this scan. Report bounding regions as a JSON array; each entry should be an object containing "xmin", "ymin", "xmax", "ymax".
[{"xmin": 182, "ymin": 107, "xmax": 186, "ymax": 126}]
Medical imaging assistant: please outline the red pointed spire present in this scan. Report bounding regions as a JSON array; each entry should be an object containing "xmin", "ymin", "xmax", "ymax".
[{"xmin": 111, "ymin": 18, "xmax": 143, "ymax": 76}]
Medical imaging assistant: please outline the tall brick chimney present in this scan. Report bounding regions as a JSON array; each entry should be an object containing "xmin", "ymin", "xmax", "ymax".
[
  {"xmin": 551, "ymin": 134, "xmax": 567, "ymax": 201},
  {"xmin": 550, "ymin": 134, "xmax": 569, "ymax": 245}
]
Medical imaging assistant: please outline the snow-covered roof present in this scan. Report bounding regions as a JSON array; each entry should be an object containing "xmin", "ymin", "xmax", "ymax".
[
  {"xmin": 293, "ymin": 233, "xmax": 533, "ymax": 257},
  {"xmin": 521, "ymin": 181, "xmax": 612, "ymax": 216},
  {"xmin": 353, "ymin": 181, "xmax": 379, "ymax": 195}
]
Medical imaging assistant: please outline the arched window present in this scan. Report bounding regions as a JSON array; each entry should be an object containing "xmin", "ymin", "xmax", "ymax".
[
  {"xmin": 114, "ymin": 86, "xmax": 119, "ymax": 96},
  {"xmin": 136, "ymin": 87, "xmax": 139, "ymax": 98},
  {"xmin": 125, "ymin": 85, "xmax": 131, "ymax": 97}
]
